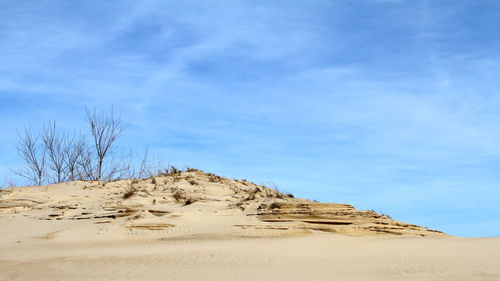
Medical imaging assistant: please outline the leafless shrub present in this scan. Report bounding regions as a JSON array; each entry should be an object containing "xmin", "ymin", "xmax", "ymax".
[
  {"xmin": 77, "ymin": 144, "xmax": 96, "ymax": 181},
  {"xmin": 13, "ymin": 127, "xmax": 47, "ymax": 186},
  {"xmin": 12, "ymin": 107, "xmax": 207, "ymax": 186},
  {"xmin": 41, "ymin": 121, "xmax": 68, "ymax": 183},
  {"xmin": 63, "ymin": 134, "xmax": 87, "ymax": 181},
  {"xmin": 15, "ymin": 107, "xmax": 134, "ymax": 185},
  {"xmin": 86, "ymin": 107, "xmax": 129, "ymax": 181}
]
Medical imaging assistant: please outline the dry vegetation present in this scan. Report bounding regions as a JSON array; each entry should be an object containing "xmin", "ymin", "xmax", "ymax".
[
  {"xmin": 122, "ymin": 183, "xmax": 137, "ymax": 199},
  {"xmin": 9, "ymin": 108, "xmax": 192, "ymax": 187}
]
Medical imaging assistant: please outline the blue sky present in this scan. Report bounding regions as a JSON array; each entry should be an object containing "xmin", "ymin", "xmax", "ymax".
[{"xmin": 1, "ymin": 0, "xmax": 500, "ymax": 237}]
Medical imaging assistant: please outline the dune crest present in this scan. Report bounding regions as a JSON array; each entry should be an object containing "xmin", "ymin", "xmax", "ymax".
[{"xmin": 0, "ymin": 170, "xmax": 444, "ymax": 241}]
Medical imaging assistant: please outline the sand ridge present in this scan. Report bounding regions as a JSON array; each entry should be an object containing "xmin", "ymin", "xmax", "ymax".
[
  {"xmin": 1, "ymin": 170, "xmax": 499, "ymax": 281},
  {"xmin": 0, "ymin": 170, "xmax": 444, "ymax": 241}
]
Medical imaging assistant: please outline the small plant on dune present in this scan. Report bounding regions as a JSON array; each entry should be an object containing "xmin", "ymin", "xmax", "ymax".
[
  {"xmin": 185, "ymin": 167, "xmax": 200, "ymax": 172},
  {"xmin": 168, "ymin": 166, "xmax": 181, "ymax": 176},
  {"xmin": 171, "ymin": 187, "xmax": 186, "ymax": 203},
  {"xmin": 151, "ymin": 177, "xmax": 158, "ymax": 190},
  {"xmin": 184, "ymin": 197, "xmax": 197, "ymax": 206},
  {"xmin": 273, "ymin": 189, "xmax": 294, "ymax": 199},
  {"xmin": 259, "ymin": 182, "xmax": 293, "ymax": 199},
  {"xmin": 207, "ymin": 173, "xmax": 222, "ymax": 183},
  {"xmin": 123, "ymin": 183, "xmax": 137, "ymax": 199},
  {"xmin": 274, "ymin": 191, "xmax": 285, "ymax": 199},
  {"xmin": 157, "ymin": 165, "xmax": 181, "ymax": 177}
]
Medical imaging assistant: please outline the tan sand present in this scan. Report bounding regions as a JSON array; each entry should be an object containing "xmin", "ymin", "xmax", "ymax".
[{"xmin": 1, "ymin": 170, "xmax": 499, "ymax": 280}]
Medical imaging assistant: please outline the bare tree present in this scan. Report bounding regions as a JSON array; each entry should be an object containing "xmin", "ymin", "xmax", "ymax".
[
  {"xmin": 13, "ymin": 127, "xmax": 47, "ymax": 186},
  {"xmin": 63, "ymin": 134, "xmax": 87, "ymax": 181},
  {"xmin": 11, "ymin": 107, "xmax": 159, "ymax": 185},
  {"xmin": 76, "ymin": 140, "xmax": 97, "ymax": 181},
  {"xmin": 42, "ymin": 121, "xmax": 67, "ymax": 183},
  {"xmin": 86, "ymin": 107, "xmax": 128, "ymax": 181}
]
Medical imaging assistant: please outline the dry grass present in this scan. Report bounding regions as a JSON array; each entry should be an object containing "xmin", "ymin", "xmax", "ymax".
[
  {"xmin": 157, "ymin": 166, "xmax": 181, "ymax": 177},
  {"xmin": 185, "ymin": 175, "xmax": 199, "ymax": 186},
  {"xmin": 123, "ymin": 183, "xmax": 137, "ymax": 199},
  {"xmin": 170, "ymin": 187, "xmax": 197, "ymax": 205},
  {"xmin": 171, "ymin": 188, "xmax": 186, "ymax": 203},
  {"xmin": 184, "ymin": 197, "xmax": 197, "ymax": 206},
  {"xmin": 207, "ymin": 173, "xmax": 222, "ymax": 183}
]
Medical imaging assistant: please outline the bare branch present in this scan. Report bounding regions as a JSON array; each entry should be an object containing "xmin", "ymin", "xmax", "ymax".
[
  {"xmin": 63, "ymin": 133, "xmax": 87, "ymax": 181},
  {"xmin": 42, "ymin": 121, "xmax": 67, "ymax": 183},
  {"xmin": 13, "ymin": 127, "xmax": 46, "ymax": 186},
  {"xmin": 77, "ymin": 143, "xmax": 97, "ymax": 181},
  {"xmin": 86, "ymin": 107, "xmax": 129, "ymax": 181}
]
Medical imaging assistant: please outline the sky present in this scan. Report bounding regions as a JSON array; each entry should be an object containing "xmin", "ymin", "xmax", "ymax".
[{"xmin": 1, "ymin": 0, "xmax": 500, "ymax": 237}]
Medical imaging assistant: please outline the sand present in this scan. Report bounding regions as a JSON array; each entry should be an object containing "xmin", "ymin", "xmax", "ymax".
[{"xmin": 1, "ymin": 170, "xmax": 499, "ymax": 280}]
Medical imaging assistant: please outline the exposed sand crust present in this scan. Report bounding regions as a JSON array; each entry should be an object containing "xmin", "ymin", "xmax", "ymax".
[{"xmin": 1, "ymin": 170, "xmax": 499, "ymax": 280}]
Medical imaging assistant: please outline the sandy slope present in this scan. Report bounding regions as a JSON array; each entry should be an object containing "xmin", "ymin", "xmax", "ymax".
[{"xmin": 1, "ymin": 170, "xmax": 499, "ymax": 280}]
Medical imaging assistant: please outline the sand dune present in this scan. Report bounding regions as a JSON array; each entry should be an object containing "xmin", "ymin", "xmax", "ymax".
[{"xmin": 1, "ymin": 170, "xmax": 499, "ymax": 280}]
